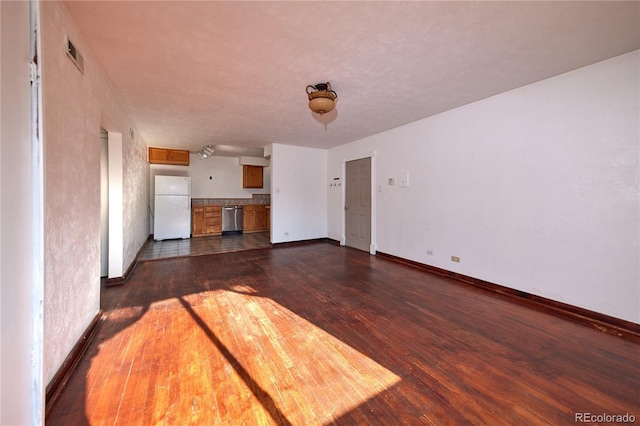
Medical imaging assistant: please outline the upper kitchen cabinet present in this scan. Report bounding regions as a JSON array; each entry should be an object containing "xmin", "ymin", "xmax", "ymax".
[
  {"xmin": 148, "ymin": 147, "xmax": 190, "ymax": 166},
  {"xmin": 242, "ymin": 165, "xmax": 263, "ymax": 188}
]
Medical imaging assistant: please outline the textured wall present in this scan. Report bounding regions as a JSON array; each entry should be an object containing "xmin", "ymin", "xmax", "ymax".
[
  {"xmin": 122, "ymin": 131, "xmax": 149, "ymax": 270},
  {"xmin": 41, "ymin": 1, "xmax": 149, "ymax": 384},
  {"xmin": 328, "ymin": 51, "xmax": 640, "ymax": 324}
]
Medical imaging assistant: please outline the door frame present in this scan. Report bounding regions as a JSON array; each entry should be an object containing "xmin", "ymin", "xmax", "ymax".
[
  {"xmin": 100, "ymin": 129, "xmax": 109, "ymax": 277},
  {"xmin": 341, "ymin": 151, "xmax": 377, "ymax": 254}
]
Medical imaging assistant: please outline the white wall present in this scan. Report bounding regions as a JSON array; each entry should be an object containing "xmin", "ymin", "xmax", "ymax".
[
  {"xmin": 107, "ymin": 132, "xmax": 124, "ymax": 278},
  {"xmin": 41, "ymin": 0, "xmax": 149, "ymax": 385},
  {"xmin": 150, "ymin": 154, "xmax": 271, "ymax": 200},
  {"xmin": 271, "ymin": 144, "xmax": 327, "ymax": 243},
  {"xmin": 1, "ymin": 2, "xmax": 44, "ymax": 423},
  {"xmin": 328, "ymin": 51, "xmax": 640, "ymax": 324},
  {"xmin": 189, "ymin": 155, "xmax": 271, "ymax": 199}
]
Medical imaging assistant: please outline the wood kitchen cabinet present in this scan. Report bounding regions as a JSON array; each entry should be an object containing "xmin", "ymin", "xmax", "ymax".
[
  {"xmin": 266, "ymin": 206, "xmax": 270, "ymax": 237},
  {"xmin": 242, "ymin": 165, "xmax": 263, "ymax": 188},
  {"xmin": 192, "ymin": 205, "xmax": 222, "ymax": 236},
  {"xmin": 148, "ymin": 147, "xmax": 190, "ymax": 166},
  {"xmin": 243, "ymin": 205, "xmax": 268, "ymax": 233}
]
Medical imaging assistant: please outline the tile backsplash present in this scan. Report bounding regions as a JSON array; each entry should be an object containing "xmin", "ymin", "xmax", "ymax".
[{"xmin": 192, "ymin": 194, "xmax": 270, "ymax": 205}]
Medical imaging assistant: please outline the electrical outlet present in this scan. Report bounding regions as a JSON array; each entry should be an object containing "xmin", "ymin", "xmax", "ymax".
[
  {"xmin": 451, "ymin": 256, "xmax": 460, "ymax": 263},
  {"xmin": 388, "ymin": 178, "xmax": 395, "ymax": 185}
]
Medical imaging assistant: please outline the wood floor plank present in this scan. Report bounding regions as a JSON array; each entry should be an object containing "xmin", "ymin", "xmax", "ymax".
[{"xmin": 46, "ymin": 242, "xmax": 640, "ymax": 425}]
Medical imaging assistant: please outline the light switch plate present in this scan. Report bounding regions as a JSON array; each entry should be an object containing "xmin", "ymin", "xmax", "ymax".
[{"xmin": 399, "ymin": 171, "xmax": 409, "ymax": 187}]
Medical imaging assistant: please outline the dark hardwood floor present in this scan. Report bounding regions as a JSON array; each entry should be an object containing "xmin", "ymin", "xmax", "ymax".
[{"xmin": 47, "ymin": 242, "xmax": 639, "ymax": 425}]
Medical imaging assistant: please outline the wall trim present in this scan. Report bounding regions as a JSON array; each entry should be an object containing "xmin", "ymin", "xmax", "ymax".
[
  {"xmin": 272, "ymin": 237, "xmax": 340, "ymax": 249},
  {"xmin": 106, "ymin": 236, "xmax": 151, "ymax": 286},
  {"xmin": 376, "ymin": 251, "xmax": 640, "ymax": 341},
  {"xmin": 45, "ymin": 311, "xmax": 103, "ymax": 417}
]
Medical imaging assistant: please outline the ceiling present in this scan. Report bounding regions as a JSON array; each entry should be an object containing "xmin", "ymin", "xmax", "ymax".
[{"xmin": 63, "ymin": 1, "xmax": 639, "ymax": 156}]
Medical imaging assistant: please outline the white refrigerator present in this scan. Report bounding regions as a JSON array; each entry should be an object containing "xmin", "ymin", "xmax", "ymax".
[{"xmin": 154, "ymin": 176, "xmax": 191, "ymax": 241}]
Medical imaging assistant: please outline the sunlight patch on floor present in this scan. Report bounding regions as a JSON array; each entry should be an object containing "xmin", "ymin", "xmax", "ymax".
[
  {"xmin": 85, "ymin": 286, "xmax": 400, "ymax": 425},
  {"xmin": 197, "ymin": 289, "xmax": 402, "ymax": 424}
]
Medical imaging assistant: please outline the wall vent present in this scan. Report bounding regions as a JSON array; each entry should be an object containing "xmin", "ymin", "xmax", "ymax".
[{"xmin": 65, "ymin": 35, "xmax": 85, "ymax": 74}]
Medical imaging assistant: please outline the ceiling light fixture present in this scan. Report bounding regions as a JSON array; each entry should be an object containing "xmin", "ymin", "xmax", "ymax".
[
  {"xmin": 306, "ymin": 82, "xmax": 337, "ymax": 117},
  {"xmin": 198, "ymin": 144, "xmax": 215, "ymax": 159}
]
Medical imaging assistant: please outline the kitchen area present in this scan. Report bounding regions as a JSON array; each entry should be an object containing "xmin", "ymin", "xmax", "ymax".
[{"xmin": 140, "ymin": 146, "xmax": 272, "ymax": 261}]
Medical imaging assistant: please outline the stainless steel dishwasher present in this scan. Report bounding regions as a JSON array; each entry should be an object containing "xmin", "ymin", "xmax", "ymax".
[{"xmin": 222, "ymin": 205, "xmax": 243, "ymax": 234}]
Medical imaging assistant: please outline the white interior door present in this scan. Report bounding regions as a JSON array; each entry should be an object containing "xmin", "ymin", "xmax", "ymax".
[{"xmin": 345, "ymin": 158, "xmax": 372, "ymax": 252}]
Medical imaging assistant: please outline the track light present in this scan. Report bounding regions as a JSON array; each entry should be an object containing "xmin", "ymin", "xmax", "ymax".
[{"xmin": 198, "ymin": 144, "xmax": 215, "ymax": 159}]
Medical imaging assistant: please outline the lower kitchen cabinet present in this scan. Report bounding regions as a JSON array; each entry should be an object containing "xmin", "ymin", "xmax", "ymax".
[
  {"xmin": 192, "ymin": 205, "xmax": 222, "ymax": 236},
  {"xmin": 243, "ymin": 205, "xmax": 268, "ymax": 233}
]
